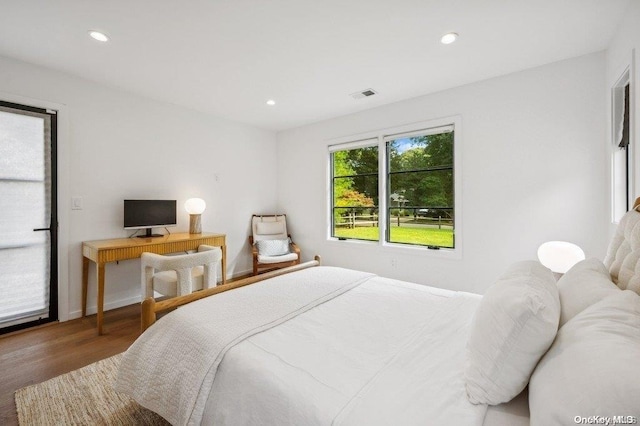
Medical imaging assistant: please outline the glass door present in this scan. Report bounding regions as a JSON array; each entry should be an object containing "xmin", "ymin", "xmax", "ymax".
[{"xmin": 0, "ymin": 101, "xmax": 57, "ymax": 334}]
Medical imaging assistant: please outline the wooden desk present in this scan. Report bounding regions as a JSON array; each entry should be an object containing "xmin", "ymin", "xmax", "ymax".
[{"xmin": 82, "ymin": 232, "xmax": 226, "ymax": 334}]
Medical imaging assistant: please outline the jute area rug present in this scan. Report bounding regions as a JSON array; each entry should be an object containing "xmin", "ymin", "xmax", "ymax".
[{"xmin": 15, "ymin": 353, "xmax": 169, "ymax": 425}]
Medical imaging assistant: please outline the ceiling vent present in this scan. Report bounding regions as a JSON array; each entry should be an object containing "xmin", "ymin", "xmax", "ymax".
[{"xmin": 350, "ymin": 88, "xmax": 378, "ymax": 100}]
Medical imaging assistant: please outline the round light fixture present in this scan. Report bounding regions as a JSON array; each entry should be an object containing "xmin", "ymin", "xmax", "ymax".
[
  {"xmin": 537, "ymin": 241, "xmax": 585, "ymax": 274},
  {"xmin": 440, "ymin": 32, "xmax": 458, "ymax": 45},
  {"xmin": 184, "ymin": 198, "xmax": 206, "ymax": 215},
  {"xmin": 88, "ymin": 30, "xmax": 110, "ymax": 42},
  {"xmin": 266, "ymin": 99, "xmax": 276, "ymax": 106}
]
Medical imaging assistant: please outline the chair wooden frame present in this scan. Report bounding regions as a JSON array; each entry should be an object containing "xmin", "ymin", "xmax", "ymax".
[{"xmin": 249, "ymin": 214, "xmax": 301, "ymax": 275}]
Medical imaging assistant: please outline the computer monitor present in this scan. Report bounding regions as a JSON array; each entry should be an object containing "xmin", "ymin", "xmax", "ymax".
[{"xmin": 124, "ymin": 200, "xmax": 177, "ymax": 238}]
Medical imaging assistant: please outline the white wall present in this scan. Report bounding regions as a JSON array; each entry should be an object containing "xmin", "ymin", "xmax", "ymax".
[
  {"xmin": 0, "ymin": 55, "xmax": 277, "ymax": 320},
  {"xmin": 276, "ymin": 52, "xmax": 607, "ymax": 294},
  {"xmin": 606, "ymin": 1, "xmax": 640, "ymax": 234}
]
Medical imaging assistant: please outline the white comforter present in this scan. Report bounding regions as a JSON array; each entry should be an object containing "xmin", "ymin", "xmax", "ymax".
[
  {"xmin": 118, "ymin": 266, "xmax": 487, "ymax": 426},
  {"xmin": 204, "ymin": 275, "xmax": 486, "ymax": 425},
  {"xmin": 116, "ymin": 267, "xmax": 374, "ymax": 425}
]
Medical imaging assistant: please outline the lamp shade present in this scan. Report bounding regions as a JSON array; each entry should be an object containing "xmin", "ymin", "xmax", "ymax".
[
  {"xmin": 184, "ymin": 198, "xmax": 206, "ymax": 215},
  {"xmin": 537, "ymin": 241, "xmax": 585, "ymax": 274}
]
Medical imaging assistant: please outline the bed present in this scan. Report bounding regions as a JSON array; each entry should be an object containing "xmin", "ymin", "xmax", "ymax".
[{"xmin": 116, "ymin": 204, "xmax": 640, "ymax": 426}]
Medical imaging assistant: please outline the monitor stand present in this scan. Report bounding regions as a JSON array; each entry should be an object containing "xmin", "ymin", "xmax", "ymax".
[{"xmin": 137, "ymin": 228, "xmax": 163, "ymax": 238}]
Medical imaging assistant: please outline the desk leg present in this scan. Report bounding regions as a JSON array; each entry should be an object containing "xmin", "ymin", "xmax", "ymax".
[
  {"xmin": 221, "ymin": 244, "xmax": 227, "ymax": 284},
  {"xmin": 82, "ymin": 257, "xmax": 89, "ymax": 317},
  {"xmin": 96, "ymin": 263, "xmax": 105, "ymax": 335}
]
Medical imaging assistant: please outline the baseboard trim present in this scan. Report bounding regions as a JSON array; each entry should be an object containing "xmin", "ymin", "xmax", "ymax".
[
  {"xmin": 67, "ymin": 269, "xmax": 255, "ymax": 321},
  {"xmin": 68, "ymin": 295, "xmax": 141, "ymax": 320},
  {"xmin": 229, "ymin": 269, "xmax": 253, "ymax": 282}
]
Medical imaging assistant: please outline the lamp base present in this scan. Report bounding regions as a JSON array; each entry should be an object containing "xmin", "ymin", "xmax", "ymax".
[{"xmin": 189, "ymin": 214, "xmax": 202, "ymax": 234}]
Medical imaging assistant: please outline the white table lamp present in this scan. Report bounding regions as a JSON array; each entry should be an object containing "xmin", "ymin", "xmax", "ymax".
[
  {"xmin": 185, "ymin": 198, "xmax": 206, "ymax": 234},
  {"xmin": 537, "ymin": 241, "xmax": 585, "ymax": 274}
]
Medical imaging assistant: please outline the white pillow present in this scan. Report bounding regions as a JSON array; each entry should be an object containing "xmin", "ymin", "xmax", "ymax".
[
  {"xmin": 556, "ymin": 258, "xmax": 619, "ymax": 327},
  {"xmin": 256, "ymin": 221, "xmax": 286, "ymax": 236},
  {"xmin": 465, "ymin": 261, "xmax": 560, "ymax": 405},
  {"xmin": 529, "ymin": 290, "xmax": 640, "ymax": 425},
  {"xmin": 255, "ymin": 239, "xmax": 290, "ymax": 256}
]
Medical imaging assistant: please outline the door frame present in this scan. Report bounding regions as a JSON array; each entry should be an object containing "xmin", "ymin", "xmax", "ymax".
[
  {"xmin": 0, "ymin": 91, "xmax": 69, "ymax": 329},
  {"xmin": 0, "ymin": 100, "xmax": 58, "ymax": 333}
]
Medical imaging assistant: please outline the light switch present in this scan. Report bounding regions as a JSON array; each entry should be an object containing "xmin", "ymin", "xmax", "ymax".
[{"xmin": 72, "ymin": 196, "xmax": 83, "ymax": 210}]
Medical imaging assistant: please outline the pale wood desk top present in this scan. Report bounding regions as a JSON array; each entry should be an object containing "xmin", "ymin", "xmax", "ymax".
[
  {"xmin": 82, "ymin": 232, "xmax": 225, "ymax": 262},
  {"xmin": 83, "ymin": 232, "xmax": 225, "ymax": 248}
]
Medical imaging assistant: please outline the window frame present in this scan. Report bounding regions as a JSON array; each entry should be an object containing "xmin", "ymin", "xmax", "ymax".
[
  {"xmin": 385, "ymin": 125, "xmax": 455, "ymax": 248},
  {"xmin": 326, "ymin": 116, "xmax": 462, "ymax": 259},
  {"xmin": 329, "ymin": 138, "xmax": 380, "ymax": 243},
  {"xmin": 611, "ymin": 68, "xmax": 633, "ymax": 224}
]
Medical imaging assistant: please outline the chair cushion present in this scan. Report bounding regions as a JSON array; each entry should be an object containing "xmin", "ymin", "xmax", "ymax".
[
  {"xmin": 257, "ymin": 252, "xmax": 298, "ymax": 264},
  {"xmin": 256, "ymin": 239, "xmax": 290, "ymax": 256},
  {"xmin": 256, "ymin": 221, "xmax": 286, "ymax": 236},
  {"xmin": 152, "ymin": 265, "xmax": 204, "ymax": 297}
]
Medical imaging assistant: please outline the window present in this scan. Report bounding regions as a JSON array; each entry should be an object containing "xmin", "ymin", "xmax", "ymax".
[
  {"xmin": 329, "ymin": 120, "xmax": 458, "ymax": 250},
  {"xmin": 612, "ymin": 71, "xmax": 631, "ymax": 223},
  {"xmin": 386, "ymin": 126, "xmax": 454, "ymax": 248},
  {"xmin": 330, "ymin": 141, "xmax": 379, "ymax": 241}
]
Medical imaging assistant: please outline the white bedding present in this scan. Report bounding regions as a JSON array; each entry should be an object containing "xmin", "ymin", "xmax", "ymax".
[
  {"xmin": 117, "ymin": 266, "xmax": 374, "ymax": 425},
  {"xmin": 204, "ymin": 276, "xmax": 486, "ymax": 425},
  {"xmin": 118, "ymin": 267, "xmax": 491, "ymax": 425}
]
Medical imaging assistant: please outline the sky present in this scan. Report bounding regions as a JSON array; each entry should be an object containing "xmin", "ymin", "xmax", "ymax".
[{"xmin": 393, "ymin": 137, "xmax": 415, "ymax": 154}]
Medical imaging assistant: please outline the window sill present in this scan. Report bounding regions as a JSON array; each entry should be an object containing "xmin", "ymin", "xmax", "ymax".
[{"xmin": 326, "ymin": 237, "xmax": 462, "ymax": 260}]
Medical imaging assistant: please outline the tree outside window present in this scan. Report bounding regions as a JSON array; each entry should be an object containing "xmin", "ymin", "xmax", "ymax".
[{"xmin": 331, "ymin": 146, "xmax": 379, "ymax": 241}]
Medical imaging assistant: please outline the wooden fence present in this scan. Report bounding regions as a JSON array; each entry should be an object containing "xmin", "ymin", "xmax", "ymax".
[
  {"xmin": 336, "ymin": 213, "xmax": 453, "ymax": 229},
  {"xmin": 336, "ymin": 212, "xmax": 378, "ymax": 228}
]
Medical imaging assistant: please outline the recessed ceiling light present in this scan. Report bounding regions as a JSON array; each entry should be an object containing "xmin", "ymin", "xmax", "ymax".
[
  {"xmin": 88, "ymin": 30, "xmax": 110, "ymax": 42},
  {"xmin": 440, "ymin": 32, "xmax": 458, "ymax": 45},
  {"xmin": 266, "ymin": 99, "xmax": 276, "ymax": 106}
]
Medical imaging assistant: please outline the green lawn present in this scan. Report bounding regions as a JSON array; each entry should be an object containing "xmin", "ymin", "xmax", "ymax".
[{"xmin": 333, "ymin": 226, "xmax": 454, "ymax": 247}]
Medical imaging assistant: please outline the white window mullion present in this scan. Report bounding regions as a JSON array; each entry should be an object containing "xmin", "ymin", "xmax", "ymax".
[{"xmin": 378, "ymin": 136, "xmax": 387, "ymax": 246}]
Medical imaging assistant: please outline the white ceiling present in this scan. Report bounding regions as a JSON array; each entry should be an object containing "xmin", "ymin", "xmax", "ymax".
[{"xmin": 0, "ymin": 0, "xmax": 631, "ymax": 131}]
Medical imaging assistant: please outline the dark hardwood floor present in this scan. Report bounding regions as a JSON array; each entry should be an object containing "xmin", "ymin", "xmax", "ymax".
[{"xmin": 0, "ymin": 304, "xmax": 141, "ymax": 426}]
